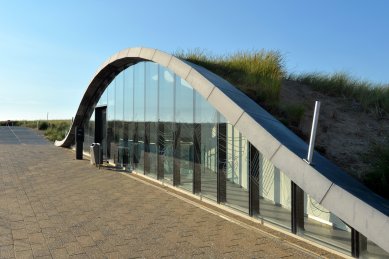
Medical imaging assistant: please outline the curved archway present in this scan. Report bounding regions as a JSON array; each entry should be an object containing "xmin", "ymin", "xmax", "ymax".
[{"xmin": 56, "ymin": 47, "xmax": 389, "ymax": 253}]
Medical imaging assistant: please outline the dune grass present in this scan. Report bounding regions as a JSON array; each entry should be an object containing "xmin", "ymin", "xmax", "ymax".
[
  {"xmin": 288, "ymin": 72, "xmax": 389, "ymax": 116},
  {"xmin": 176, "ymin": 49, "xmax": 285, "ymax": 105},
  {"xmin": 43, "ymin": 120, "xmax": 71, "ymax": 142},
  {"xmin": 14, "ymin": 120, "xmax": 71, "ymax": 142}
]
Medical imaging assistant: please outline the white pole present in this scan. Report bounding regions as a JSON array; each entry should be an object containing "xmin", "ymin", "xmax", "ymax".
[{"xmin": 306, "ymin": 101, "xmax": 321, "ymax": 164}]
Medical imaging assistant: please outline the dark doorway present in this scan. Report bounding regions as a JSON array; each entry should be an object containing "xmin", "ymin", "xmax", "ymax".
[{"xmin": 95, "ymin": 106, "xmax": 107, "ymax": 161}]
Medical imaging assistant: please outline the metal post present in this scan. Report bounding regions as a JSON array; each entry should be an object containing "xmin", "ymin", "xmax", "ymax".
[
  {"xmin": 75, "ymin": 126, "xmax": 84, "ymax": 160},
  {"xmin": 249, "ymin": 143, "xmax": 260, "ymax": 216},
  {"xmin": 217, "ymin": 123, "xmax": 227, "ymax": 203},
  {"xmin": 157, "ymin": 122, "xmax": 165, "ymax": 180},
  {"xmin": 193, "ymin": 123, "xmax": 201, "ymax": 194},
  {"xmin": 305, "ymin": 101, "xmax": 321, "ymax": 164},
  {"xmin": 351, "ymin": 228, "xmax": 360, "ymax": 258},
  {"xmin": 291, "ymin": 182, "xmax": 305, "ymax": 234},
  {"xmin": 173, "ymin": 123, "xmax": 181, "ymax": 186}
]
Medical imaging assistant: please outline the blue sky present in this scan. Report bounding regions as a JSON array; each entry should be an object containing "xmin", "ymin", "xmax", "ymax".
[{"xmin": 0, "ymin": 0, "xmax": 388, "ymax": 120}]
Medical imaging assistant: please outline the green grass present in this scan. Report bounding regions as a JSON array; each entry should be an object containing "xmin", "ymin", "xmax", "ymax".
[
  {"xmin": 176, "ymin": 49, "xmax": 285, "ymax": 105},
  {"xmin": 44, "ymin": 120, "xmax": 71, "ymax": 142},
  {"xmin": 288, "ymin": 72, "xmax": 389, "ymax": 116}
]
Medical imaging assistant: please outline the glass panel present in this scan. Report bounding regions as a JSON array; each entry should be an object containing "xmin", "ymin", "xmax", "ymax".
[
  {"xmin": 98, "ymin": 89, "xmax": 108, "ymax": 106},
  {"xmin": 115, "ymin": 71, "xmax": 124, "ymax": 165},
  {"xmin": 360, "ymin": 236, "xmax": 389, "ymax": 258},
  {"xmin": 122, "ymin": 67, "xmax": 134, "ymax": 169},
  {"xmin": 301, "ymin": 194, "xmax": 351, "ymax": 254},
  {"xmin": 124, "ymin": 67, "xmax": 134, "ymax": 122},
  {"xmin": 107, "ymin": 80, "xmax": 115, "ymax": 161},
  {"xmin": 175, "ymin": 77, "xmax": 193, "ymax": 192},
  {"xmin": 258, "ymin": 154, "xmax": 292, "ymax": 229},
  {"xmin": 162, "ymin": 122, "xmax": 174, "ymax": 182},
  {"xmin": 159, "ymin": 66, "xmax": 175, "ymax": 182},
  {"xmin": 133, "ymin": 62, "xmax": 145, "ymax": 173},
  {"xmin": 144, "ymin": 62, "xmax": 158, "ymax": 178},
  {"xmin": 145, "ymin": 62, "xmax": 158, "ymax": 122},
  {"xmin": 225, "ymin": 124, "xmax": 249, "ymax": 213},
  {"xmin": 195, "ymin": 92, "xmax": 218, "ymax": 201},
  {"xmin": 83, "ymin": 111, "xmax": 95, "ymax": 153}
]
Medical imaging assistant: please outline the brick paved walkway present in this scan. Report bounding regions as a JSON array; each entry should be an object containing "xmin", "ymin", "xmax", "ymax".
[{"xmin": 0, "ymin": 127, "xmax": 333, "ymax": 258}]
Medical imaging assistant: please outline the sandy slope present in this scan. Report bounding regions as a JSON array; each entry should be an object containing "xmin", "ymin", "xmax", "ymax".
[{"xmin": 280, "ymin": 80, "xmax": 389, "ymax": 178}]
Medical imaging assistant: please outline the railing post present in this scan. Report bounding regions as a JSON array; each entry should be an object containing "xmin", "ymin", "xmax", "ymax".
[{"xmin": 305, "ymin": 101, "xmax": 321, "ymax": 164}]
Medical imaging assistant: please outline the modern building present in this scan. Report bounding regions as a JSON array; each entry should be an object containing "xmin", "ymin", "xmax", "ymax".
[{"xmin": 56, "ymin": 47, "xmax": 389, "ymax": 258}]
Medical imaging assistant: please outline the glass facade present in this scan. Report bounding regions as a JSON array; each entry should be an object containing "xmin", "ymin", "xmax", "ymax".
[
  {"xmin": 300, "ymin": 194, "xmax": 351, "ymax": 254},
  {"xmin": 82, "ymin": 61, "xmax": 388, "ymax": 258}
]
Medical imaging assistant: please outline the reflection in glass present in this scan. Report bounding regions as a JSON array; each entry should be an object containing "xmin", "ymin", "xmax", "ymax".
[
  {"xmin": 115, "ymin": 71, "xmax": 124, "ymax": 164},
  {"xmin": 107, "ymin": 80, "xmax": 115, "ymax": 161},
  {"xmin": 122, "ymin": 67, "xmax": 134, "ymax": 169},
  {"xmin": 159, "ymin": 67, "xmax": 175, "ymax": 182},
  {"xmin": 224, "ymin": 124, "xmax": 249, "ymax": 213},
  {"xmin": 195, "ymin": 92, "xmax": 218, "ymax": 201},
  {"xmin": 145, "ymin": 63, "xmax": 158, "ymax": 178},
  {"xmin": 257, "ymin": 154, "xmax": 291, "ymax": 229},
  {"xmin": 301, "ymin": 194, "xmax": 351, "ymax": 254},
  {"xmin": 133, "ymin": 63, "xmax": 145, "ymax": 173},
  {"xmin": 83, "ymin": 111, "xmax": 95, "ymax": 153},
  {"xmin": 175, "ymin": 77, "xmax": 193, "ymax": 192},
  {"xmin": 360, "ymin": 236, "xmax": 389, "ymax": 258}
]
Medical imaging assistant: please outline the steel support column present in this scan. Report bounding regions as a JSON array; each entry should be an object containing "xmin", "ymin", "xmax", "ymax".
[
  {"xmin": 217, "ymin": 123, "xmax": 227, "ymax": 203},
  {"xmin": 173, "ymin": 123, "xmax": 181, "ymax": 186},
  {"xmin": 157, "ymin": 123, "xmax": 165, "ymax": 180},
  {"xmin": 291, "ymin": 181, "xmax": 304, "ymax": 234},
  {"xmin": 193, "ymin": 123, "xmax": 201, "ymax": 194},
  {"xmin": 249, "ymin": 143, "xmax": 260, "ymax": 216},
  {"xmin": 144, "ymin": 122, "xmax": 150, "ymax": 174}
]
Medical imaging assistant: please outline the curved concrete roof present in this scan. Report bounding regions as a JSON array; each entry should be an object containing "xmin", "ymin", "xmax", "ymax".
[{"xmin": 56, "ymin": 47, "xmax": 389, "ymax": 253}]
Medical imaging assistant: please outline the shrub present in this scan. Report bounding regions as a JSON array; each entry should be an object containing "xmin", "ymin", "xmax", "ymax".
[
  {"xmin": 38, "ymin": 121, "xmax": 49, "ymax": 130},
  {"xmin": 43, "ymin": 120, "xmax": 71, "ymax": 142},
  {"xmin": 288, "ymin": 72, "xmax": 389, "ymax": 116},
  {"xmin": 278, "ymin": 103, "xmax": 305, "ymax": 127}
]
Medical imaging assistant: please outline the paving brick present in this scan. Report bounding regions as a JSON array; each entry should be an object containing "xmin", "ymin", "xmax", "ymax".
[
  {"xmin": 14, "ymin": 249, "xmax": 33, "ymax": 259},
  {"xmin": 0, "ymin": 245, "xmax": 14, "ymax": 258},
  {"xmin": 50, "ymin": 248, "xmax": 68, "ymax": 258},
  {"xmin": 64, "ymin": 242, "xmax": 84, "ymax": 256},
  {"xmin": 0, "ymin": 127, "xmax": 339, "ymax": 259},
  {"xmin": 75, "ymin": 235, "xmax": 95, "ymax": 247},
  {"xmin": 13, "ymin": 239, "xmax": 31, "ymax": 252},
  {"xmin": 12, "ymin": 229, "xmax": 28, "ymax": 240},
  {"xmin": 30, "ymin": 243, "xmax": 51, "ymax": 257},
  {"xmin": 28, "ymin": 232, "xmax": 45, "ymax": 244}
]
